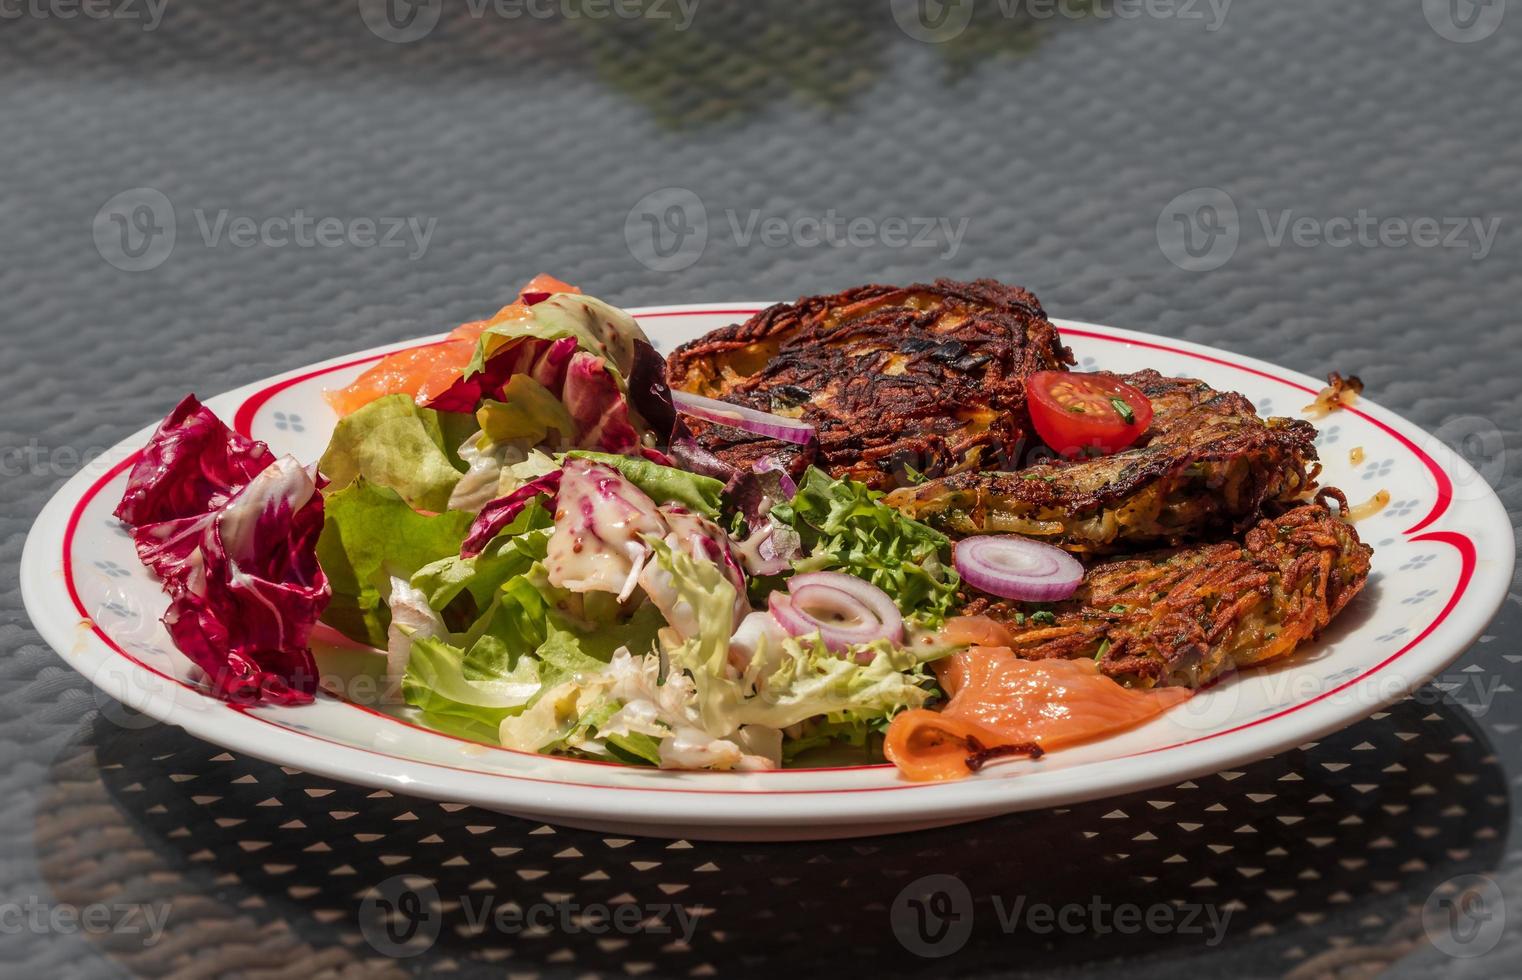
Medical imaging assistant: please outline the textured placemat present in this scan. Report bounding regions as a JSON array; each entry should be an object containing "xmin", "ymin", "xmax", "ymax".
[
  {"xmin": 3, "ymin": 2, "xmax": 1519, "ymax": 977},
  {"xmin": 32, "ymin": 698, "xmax": 1509, "ymax": 978}
]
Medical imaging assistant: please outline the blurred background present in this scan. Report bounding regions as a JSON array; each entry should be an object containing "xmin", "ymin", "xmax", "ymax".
[{"xmin": 2, "ymin": 1, "xmax": 1519, "ymax": 977}]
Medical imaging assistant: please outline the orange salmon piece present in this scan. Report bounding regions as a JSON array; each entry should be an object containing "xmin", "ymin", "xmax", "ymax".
[
  {"xmin": 324, "ymin": 274, "xmax": 582, "ymax": 416},
  {"xmin": 937, "ymin": 615, "xmax": 1017, "ymax": 649},
  {"xmin": 885, "ymin": 647, "xmax": 1189, "ymax": 782}
]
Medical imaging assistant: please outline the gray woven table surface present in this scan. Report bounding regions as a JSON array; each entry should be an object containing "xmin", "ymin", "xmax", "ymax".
[{"xmin": 3, "ymin": 2, "xmax": 1520, "ymax": 977}]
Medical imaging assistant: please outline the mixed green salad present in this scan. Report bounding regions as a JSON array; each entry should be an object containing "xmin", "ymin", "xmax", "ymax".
[{"xmin": 113, "ymin": 291, "xmax": 963, "ymax": 770}]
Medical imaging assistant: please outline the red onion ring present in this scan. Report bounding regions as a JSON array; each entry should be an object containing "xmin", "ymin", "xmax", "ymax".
[
  {"xmin": 953, "ymin": 535, "xmax": 1084, "ymax": 603},
  {"xmin": 671, "ymin": 390, "xmax": 816, "ymax": 446},
  {"xmin": 765, "ymin": 571, "xmax": 904, "ymax": 652}
]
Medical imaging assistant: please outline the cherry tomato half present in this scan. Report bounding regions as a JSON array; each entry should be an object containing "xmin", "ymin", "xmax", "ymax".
[{"xmin": 1027, "ymin": 371, "xmax": 1154, "ymax": 458}]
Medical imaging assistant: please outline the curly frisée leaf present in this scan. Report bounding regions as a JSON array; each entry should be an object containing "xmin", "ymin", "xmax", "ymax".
[
  {"xmin": 770, "ymin": 468, "xmax": 960, "ymax": 626},
  {"xmin": 647, "ymin": 538, "xmax": 937, "ymax": 737}
]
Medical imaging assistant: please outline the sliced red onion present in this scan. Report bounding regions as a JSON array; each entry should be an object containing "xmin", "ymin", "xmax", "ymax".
[
  {"xmin": 954, "ymin": 535, "xmax": 1084, "ymax": 603},
  {"xmin": 671, "ymin": 390, "xmax": 816, "ymax": 446},
  {"xmin": 766, "ymin": 571, "xmax": 904, "ymax": 653}
]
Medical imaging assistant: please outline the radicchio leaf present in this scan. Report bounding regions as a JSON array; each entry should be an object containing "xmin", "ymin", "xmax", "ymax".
[
  {"xmin": 426, "ymin": 337, "xmax": 641, "ymax": 454},
  {"xmin": 113, "ymin": 395, "xmax": 276, "ymax": 585},
  {"xmin": 562, "ymin": 351, "xmax": 640, "ymax": 453},
  {"xmin": 116, "ymin": 398, "xmax": 330, "ymax": 706},
  {"xmin": 627, "ymin": 339, "xmax": 676, "ymax": 443},
  {"xmin": 161, "ymin": 457, "xmax": 329, "ymax": 705},
  {"xmin": 461, "ymin": 470, "xmax": 564, "ymax": 558}
]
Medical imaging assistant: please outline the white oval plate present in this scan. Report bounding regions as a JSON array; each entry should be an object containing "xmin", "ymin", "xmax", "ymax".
[{"xmin": 22, "ymin": 305, "xmax": 1514, "ymax": 841}]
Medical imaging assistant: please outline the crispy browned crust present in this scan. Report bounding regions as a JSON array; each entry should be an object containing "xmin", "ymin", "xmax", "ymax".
[
  {"xmin": 885, "ymin": 369, "xmax": 1320, "ymax": 552},
  {"xmin": 963, "ymin": 499, "xmax": 1373, "ymax": 689},
  {"xmin": 665, "ymin": 279, "xmax": 1074, "ymax": 488}
]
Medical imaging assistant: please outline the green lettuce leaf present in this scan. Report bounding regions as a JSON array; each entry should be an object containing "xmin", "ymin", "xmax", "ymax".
[
  {"xmin": 478, "ymin": 375, "xmax": 577, "ymax": 447},
  {"xmin": 470, "ymin": 294, "xmax": 646, "ymax": 380},
  {"xmin": 401, "ymin": 633, "xmax": 541, "ymax": 743},
  {"xmin": 402, "ymin": 548, "xmax": 666, "ymax": 754},
  {"xmin": 564, "ymin": 450, "xmax": 725, "ymax": 517},
  {"xmin": 319, "ymin": 394, "xmax": 465, "ymax": 512},
  {"xmin": 316, "ymin": 480, "xmax": 474, "ymax": 647},
  {"xmin": 770, "ymin": 467, "xmax": 961, "ymax": 626},
  {"xmin": 410, "ymin": 498, "xmax": 553, "ymax": 613}
]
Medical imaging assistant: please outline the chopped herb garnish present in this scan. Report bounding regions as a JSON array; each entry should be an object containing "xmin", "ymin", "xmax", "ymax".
[
  {"xmin": 1109, "ymin": 603, "xmax": 1127, "ymax": 614},
  {"xmin": 1110, "ymin": 397, "xmax": 1136, "ymax": 425},
  {"xmin": 1012, "ymin": 612, "xmax": 1026, "ymax": 626},
  {"xmin": 1095, "ymin": 638, "xmax": 1111, "ymax": 661},
  {"xmin": 1030, "ymin": 610, "xmax": 1057, "ymax": 626}
]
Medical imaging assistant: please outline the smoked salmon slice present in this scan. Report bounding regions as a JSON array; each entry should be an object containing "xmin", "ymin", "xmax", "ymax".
[
  {"xmin": 324, "ymin": 274, "xmax": 581, "ymax": 416},
  {"xmin": 884, "ymin": 645, "xmax": 1190, "ymax": 782}
]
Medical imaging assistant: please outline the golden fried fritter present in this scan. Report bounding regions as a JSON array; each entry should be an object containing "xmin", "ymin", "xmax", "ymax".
[
  {"xmin": 886, "ymin": 370, "xmax": 1319, "ymax": 552},
  {"xmin": 962, "ymin": 498, "xmax": 1373, "ymax": 689},
  {"xmin": 665, "ymin": 279, "xmax": 1073, "ymax": 488}
]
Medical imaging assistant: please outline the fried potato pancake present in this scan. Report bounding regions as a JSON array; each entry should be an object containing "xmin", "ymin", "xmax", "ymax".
[
  {"xmin": 957, "ymin": 499, "xmax": 1373, "ymax": 689},
  {"xmin": 664, "ymin": 279, "xmax": 1073, "ymax": 488},
  {"xmin": 886, "ymin": 370, "xmax": 1320, "ymax": 552}
]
